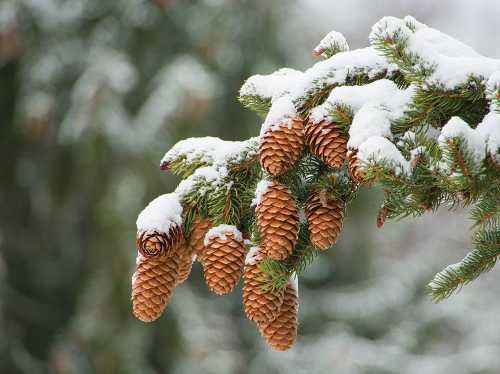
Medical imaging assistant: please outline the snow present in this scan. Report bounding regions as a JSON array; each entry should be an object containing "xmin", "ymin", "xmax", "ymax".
[
  {"xmin": 476, "ymin": 112, "xmax": 500, "ymax": 163},
  {"xmin": 251, "ymin": 180, "xmax": 272, "ymax": 207},
  {"xmin": 371, "ymin": 16, "xmax": 500, "ymax": 89},
  {"xmin": 307, "ymin": 79, "xmax": 414, "ymax": 149},
  {"xmin": 260, "ymin": 96, "xmax": 297, "ymax": 136},
  {"xmin": 487, "ymin": 72, "xmax": 500, "ymax": 91},
  {"xmin": 161, "ymin": 136, "xmax": 258, "ymax": 168},
  {"xmin": 291, "ymin": 47, "xmax": 396, "ymax": 100},
  {"xmin": 487, "ymin": 72, "xmax": 500, "ymax": 111},
  {"xmin": 204, "ymin": 224, "xmax": 243, "ymax": 246},
  {"xmin": 313, "ymin": 30, "xmax": 349, "ymax": 56},
  {"xmin": 175, "ymin": 165, "xmax": 227, "ymax": 198},
  {"xmin": 245, "ymin": 246, "xmax": 261, "ymax": 265},
  {"xmin": 357, "ymin": 136, "xmax": 410, "ymax": 176},
  {"xmin": 349, "ymin": 104, "xmax": 392, "ymax": 149},
  {"xmin": 239, "ymin": 68, "xmax": 303, "ymax": 102},
  {"xmin": 136, "ymin": 193, "xmax": 183, "ymax": 233},
  {"xmin": 438, "ymin": 117, "xmax": 486, "ymax": 164},
  {"xmin": 288, "ymin": 274, "xmax": 299, "ymax": 295},
  {"xmin": 241, "ymin": 46, "xmax": 397, "ymax": 113}
]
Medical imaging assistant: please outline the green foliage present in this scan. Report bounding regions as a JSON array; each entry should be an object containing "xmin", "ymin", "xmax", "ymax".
[
  {"xmin": 171, "ymin": 16, "xmax": 500, "ymax": 302},
  {"xmin": 238, "ymin": 94, "xmax": 272, "ymax": 118},
  {"xmin": 427, "ymin": 229, "xmax": 500, "ymax": 302}
]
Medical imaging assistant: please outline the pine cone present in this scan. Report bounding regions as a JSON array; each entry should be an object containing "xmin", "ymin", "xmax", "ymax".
[
  {"xmin": 177, "ymin": 245, "xmax": 195, "ymax": 284},
  {"xmin": 136, "ymin": 225, "xmax": 183, "ymax": 258},
  {"xmin": 188, "ymin": 217, "xmax": 212, "ymax": 258},
  {"xmin": 259, "ymin": 118, "xmax": 304, "ymax": 176},
  {"xmin": 243, "ymin": 248, "xmax": 284, "ymax": 322},
  {"xmin": 306, "ymin": 189, "xmax": 344, "ymax": 250},
  {"xmin": 256, "ymin": 181, "xmax": 299, "ymax": 260},
  {"xmin": 305, "ymin": 119, "xmax": 347, "ymax": 169},
  {"xmin": 347, "ymin": 149, "xmax": 366, "ymax": 183},
  {"xmin": 131, "ymin": 254, "xmax": 180, "ymax": 322},
  {"xmin": 258, "ymin": 281, "xmax": 298, "ymax": 351},
  {"xmin": 201, "ymin": 229, "xmax": 246, "ymax": 295},
  {"xmin": 377, "ymin": 206, "xmax": 389, "ymax": 228}
]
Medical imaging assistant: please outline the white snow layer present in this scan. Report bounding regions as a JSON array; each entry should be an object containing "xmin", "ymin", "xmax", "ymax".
[
  {"xmin": 439, "ymin": 117, "xmax": 487, "ymax": 164},
  {"xmin": 439, "ymin": 115, "xmax": 499, "ymax": 164},
  {"xmin": 204, "ymin": 224, "xmax": 243, "ymax": 246},
  {"xmin": 245, "ymin": 246, "xmax": 261, "ymax": 265},
  {"xmin": 260, "ymin": 95, "xmax": 297, "ymax": 136},
  {"xmin": 309, "ymin": 80, "xmax": 415, "ymax": 149},
  {"xmin": 370, "ymin": 16, "xmax": 500, "ymax": 89},
  {"xmin": 136, "ymin": 193, "xmax": 183, "ymax": 233},
  {"xmin": 288, "ymin": 274, "xmax": 299, "ymax": 295},
  {"xmin": 358, "ymin": 136, "xmax": 410, "ymax": 176},
  {"xmin": 251, "ymin": 180, "xmax": 272, "ymax": 207},
  {"xmin": 239, "ymin": 68, "xmax": 304, "ymax": 102},
  {"xmin": 242, "ymin": 45, "xmax": 396, "ymax": 118},
  {"xmin": 175, "ymin": 165, "xmax": 228, "ymax": 198},
  {"xmin": 313, "ymin": 30, "xmax": 349, "ymax": 56},
  {"xmin": 161, "ymin": 136, "xmax": 257, "ymax": 167}
]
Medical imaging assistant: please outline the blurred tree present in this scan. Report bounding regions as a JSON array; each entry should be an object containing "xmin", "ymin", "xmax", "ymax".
[{"xmin": 0, "ymin": 0, "xmax": 291, "ymax": 372}]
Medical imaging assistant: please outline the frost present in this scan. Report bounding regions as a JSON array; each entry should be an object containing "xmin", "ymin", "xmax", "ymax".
[
  {"xmin": 136, "ymin": 193, "xmax": 183, "ymax": 233},
  {"xmin": 313, "ymin": 30, "xmax": 349, "ymax": 56},
  {"xmin": 245, "ymin": 246, "xmax": 260, "ymax": 265},
  {"xmin": 358, "ymin": 136, "xmax": 410, "ymax": 176},
  {"xmin": 252, "ymin": 180, "xmax": 272, "ymax": 207},
  {"xmin": 439, "ymin": 117, "xmax": 486, "ymax": 164},
  {"xmin": 204, "ymin": 225, "xmax": 243, "ymax": 246}
]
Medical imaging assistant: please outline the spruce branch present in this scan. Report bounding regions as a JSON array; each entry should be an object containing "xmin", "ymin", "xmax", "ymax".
[{"xmin": 427, "ymin": 229, "xmax": 500, "ymax": 302}]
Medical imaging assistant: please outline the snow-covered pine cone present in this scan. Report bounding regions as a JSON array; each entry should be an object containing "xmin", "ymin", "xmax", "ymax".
[
  {"xmin": 259, "ymin": 117, "xmax": 304, "ymax": 176},
  {"xmin": 243, "ymin": 248, "xmax": 285, "ymax": 322},
  {"xmin": 256, "ymin": 181, "xmax": 299, "ymax": 260},
  {"xmin": 201, "ymin": 226, "xmax": 246, "ymax": 295},
  {"xmin": 188, "ymin": 216, "xmax": 212, "ymax": 258},
  {"xmin": 131, "ymin": 254, "xmax": 180, "ymax": 322},
  {"xmin": 347, "ymin": 149, "xmax": 367, "ymax": 183},
  {"xmin": 258, "ymin": 280, "xmax": 299, "ymax": 351},
  {"xmin": 136, "ymin": 225, "xmax": 183, "ymax": 258},
  {"xmin": 305, "ymin": 119, "xmax": 347, "ymax": 169},
  {"xmin": 306, "ymin": 189, "xmax": 344, "ymax": 250}
]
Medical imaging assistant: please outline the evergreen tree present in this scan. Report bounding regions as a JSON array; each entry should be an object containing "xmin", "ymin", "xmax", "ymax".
[{"xmin": 133, "ymin": 16, "xmax": 500, "ymax": 350}]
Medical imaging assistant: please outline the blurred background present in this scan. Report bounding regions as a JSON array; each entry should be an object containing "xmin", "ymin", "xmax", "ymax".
[{"xmin": 1, "ymin": 1, "xmax": 500, "ymax": 373}]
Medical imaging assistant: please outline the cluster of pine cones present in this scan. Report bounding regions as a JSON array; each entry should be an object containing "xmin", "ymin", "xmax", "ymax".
[{"xmin": 132, "ymin": 116, "xmax": 354, "ymax": 350}]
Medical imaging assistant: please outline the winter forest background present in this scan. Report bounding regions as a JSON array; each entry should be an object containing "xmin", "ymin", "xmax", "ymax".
[{"xmin": 1, "ymin": 1, "xmax": 500, "ymax": 373}]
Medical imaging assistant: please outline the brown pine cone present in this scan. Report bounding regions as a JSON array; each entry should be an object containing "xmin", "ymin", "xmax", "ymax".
[
  {"xmin": 347, "ymin": 149, "xmax": 367, "ymax": 183},
  {"xmin": 259, "ymin": 118, "xmax": 304, "ymax": 176},
  {"xmin": 188, "ymin": 217, "xmax": 212, "ymax": 258},
  {"xmin": 177, "ymin": 245, "xmax": 195, "ymax": 284},
  {"xmin": 256, "ymin": 181, "xmax": 299, "ymax": 260},
  {"xmin": 306, "ymin": 189, "xmax": 344, "ymax": 250},
  {"xmin": 201, "ymin": 227, "xmax": 246, "ymax": 295},
  {"xmin": 258, "ymin": 280, "xmax": 298, "ymax": 351},
  {"xmin": 377, "ymin": 206, "xmax": 389, "ymax": 228},
  {"xmin": 305, "ymin": 119, "xmax": 347, "ymax": 169},
  {"xmin": 136, "ymin": 225, "xmax": 183, "ymax": 258},
  {"xmin": 131, "ymin": 254, "xmax": 180, "ymax": 322},
  {"xmin": 243, "ymin": 248, "xmax": 285, "ymax": 322}
]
